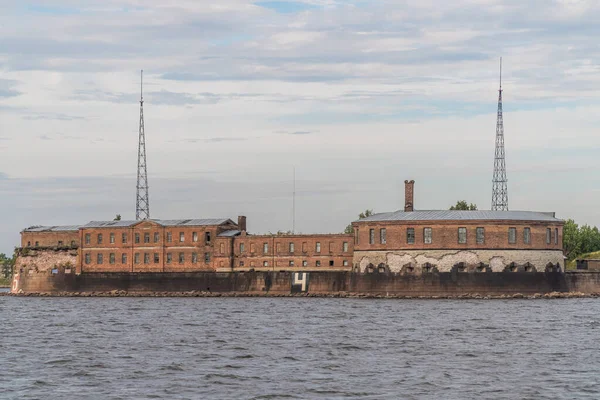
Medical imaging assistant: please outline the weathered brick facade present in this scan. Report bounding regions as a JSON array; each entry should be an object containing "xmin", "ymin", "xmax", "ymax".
[{"xmin": 18, "ymin": 180, "xmax": 566, "ymax": 275}]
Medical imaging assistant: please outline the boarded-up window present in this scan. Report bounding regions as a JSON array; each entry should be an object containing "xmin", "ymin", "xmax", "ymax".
[
  {"xmin": 329, "ymin": 242, "xmax": 333, "ymax": 252},
  {"xmin": 524, "ymin": 228, "xmax": 531, "ymax": 244},
  {"xmin": 276, "ymin": 243, "xmax": 281, "ymax": 253},
  {"xmin": 476, "ymin": 227, "xmax": 485, "ymax": 244},
  {"xmin": 220, "ymin": 243, "xmax": 225, "ymax": 254},
  {"xmin": 508, "ymin": 228, "xmax": 516, "ymax": 244},
  {"xmin": 302, "ymin": 242, "xmax": 307, "ymax": 252},
  {"xmin": 458, "ymin": 228, "xmax": 467, "ymax": 244},
  {"xmin": 407, "ymin": 228, "xmax": 415, "ymax": 244},
  {"xmin": 424, "ymin": 228, "xmax": 432, "ymax": 244}
]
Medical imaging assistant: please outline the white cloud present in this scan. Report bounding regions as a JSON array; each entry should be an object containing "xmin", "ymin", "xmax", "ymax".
[{"xmin": 0, "ymin": 0, "xmax": 598, "ymax": 252}]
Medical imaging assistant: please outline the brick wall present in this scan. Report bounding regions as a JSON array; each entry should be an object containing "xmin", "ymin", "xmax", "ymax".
[
  {"xmin": 231, "ymin": 233, "xmax": 354, "ymax": 272},
  {"xmin": 353, "ymin": 221, "xmax": 563, "ymax": 252},
  {"xmin": 21, "ymin": 231, "xmax": 79, "ymax": 248}
]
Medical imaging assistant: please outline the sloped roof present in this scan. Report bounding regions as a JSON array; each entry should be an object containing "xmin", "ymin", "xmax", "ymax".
[
  {"xmin": 355, "ymin": 210, "xmax": 562, "ymax": 223},
  {"xmin": 218, "ymin": 230, "xmax": 242, "ymax": 237},
  {"xmin": 83, "ymin": 218, "xmax": 234, "ymax": 228},
  {"xmin": 22, "ymin": 225, "xmax": 81, "ymax": 232}
]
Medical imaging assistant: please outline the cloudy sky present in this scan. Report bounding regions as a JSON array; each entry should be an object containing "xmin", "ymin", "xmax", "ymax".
[{"xmin": 1, "ymin": 0, "xmax": 599, "ymax": 253}]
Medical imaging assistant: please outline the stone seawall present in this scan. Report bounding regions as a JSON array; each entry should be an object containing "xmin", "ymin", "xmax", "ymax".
[{"xmin": 11, "ymin": 267, "xmax": 600, "ymax": 297}]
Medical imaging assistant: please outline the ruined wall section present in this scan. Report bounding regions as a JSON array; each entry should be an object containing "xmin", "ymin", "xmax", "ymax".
[{"xmin": 354, "ymin": 249, "xmax": 564, "ymax": 273}]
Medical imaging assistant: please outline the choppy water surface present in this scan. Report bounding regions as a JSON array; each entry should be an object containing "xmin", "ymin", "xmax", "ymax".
[{"xmin": 1, "ymin": 298, "xmax": 599, "ymax": 399}]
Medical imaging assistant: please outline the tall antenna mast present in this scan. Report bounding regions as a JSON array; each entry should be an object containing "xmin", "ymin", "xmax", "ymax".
[
  {"xmin": 491, "ymin": 57, "xmax": 508, "ymax": 211},
  {"xmin": 292, "ymin": 167, "xmax": 296, "ymax": 234},
  {"xmin": 136, "ymin": 70, "xmax": 150, "ymax": 220}
]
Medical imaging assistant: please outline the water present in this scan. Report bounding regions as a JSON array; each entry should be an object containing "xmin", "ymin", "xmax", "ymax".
[{"xmin": 1, "ymin": 298, "xmax": 599, "ymax": 399}]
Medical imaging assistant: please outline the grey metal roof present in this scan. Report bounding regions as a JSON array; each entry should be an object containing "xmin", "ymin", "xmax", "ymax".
[
  {"xmin": 157, "ymin": 218, "xmax": 233, "ymax": 227},
  {"xmin": 83, "ymin": 218, "xmax": 234, "ymax": 228},
  {"xmin": 23, "ymin": 225, "xmax": 81, "ymax": 232},
  {"xmin": 83, "ymin": 220, "xmax": 139, "ymax": 228},
  {"xmin": 356, "ymin": 210, "xmax": 562, "ymax": 223},
  {"xmin": 218, "ymin": 230, "xmax": 241, "ymax": 237}
]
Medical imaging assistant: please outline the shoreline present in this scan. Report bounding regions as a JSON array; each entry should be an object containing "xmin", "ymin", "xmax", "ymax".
[{"xmin": 3, "ymin": 291, "xmax": 599, "ymax": 299}]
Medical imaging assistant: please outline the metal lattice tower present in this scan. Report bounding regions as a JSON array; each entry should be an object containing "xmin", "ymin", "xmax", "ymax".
[
  {"xmin": 491, "ymin": 57, "xmax": 508, "ymax": 211},
  {"xmin": 136, "ymin": 70, "xmax": 150, "ymax": 220}
]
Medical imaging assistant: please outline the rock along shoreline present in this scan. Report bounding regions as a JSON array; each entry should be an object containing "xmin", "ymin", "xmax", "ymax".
[{"xmin": 2, "ymin": 291, "xmax": 599, "ymax": 299}]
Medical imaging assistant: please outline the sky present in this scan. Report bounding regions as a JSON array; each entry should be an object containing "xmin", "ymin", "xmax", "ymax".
[{"xmin": 1, "ymin": 0, "xmax": 599, "ymax": 253}]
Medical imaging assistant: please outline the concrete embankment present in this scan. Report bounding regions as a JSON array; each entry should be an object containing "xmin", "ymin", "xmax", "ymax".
[{"xmin": 10, "ymin": 269, "xmax": 600, "ymax": 297}]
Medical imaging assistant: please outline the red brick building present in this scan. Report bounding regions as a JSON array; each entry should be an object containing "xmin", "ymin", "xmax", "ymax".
[
  {"xmin": 19, "ymin": 180, "xmax": 565, "ymax": 275},
  {"xmin": 352, "ymin": 181, "xmax": 564, "ymax": 273}
]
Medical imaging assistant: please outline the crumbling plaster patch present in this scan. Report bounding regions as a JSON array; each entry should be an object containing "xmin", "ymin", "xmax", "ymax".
[{"xmin": 355, "ymin": 250, "xmax": 563, "ymax": 273}]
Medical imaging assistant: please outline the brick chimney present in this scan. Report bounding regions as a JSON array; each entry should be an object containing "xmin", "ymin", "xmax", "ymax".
[
  {"xmin": 237, "ymin": 215, "xmax": 247, "ymax": 232},
  {"xmin": 404, "ymin": 180, "xmax": 415, "ymax": 212}
]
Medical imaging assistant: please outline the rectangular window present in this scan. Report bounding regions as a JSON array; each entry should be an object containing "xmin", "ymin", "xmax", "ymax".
[
  {"xmin": 302, "ymin": 242, "xmax": 307, "ymax": 253},
  {"xmin": 555, "ymin": 228, "xmax": 559, "ymax": 245},
  {"xmin": 109, "ymin": 253, "xmax": 115, "ymax": 264},
  {"xmin": 316, "ymin": 242, "xmax": 321, "ymax": 253},
  {"xmin": 289, "ymin": 260, "xmax": 294, "ymax": 267},
  {"xmin": 369, "ymin": 229, "xmax": 375, "ymax": 245},
  {"xmin": 220, "ymin": 243, "xmax": 224, "ymax": 254},
  {"xmin": 302, "ymin": 260, "xmax": 308, "ymax": 267},
  {"xmin": 35, "ymin": 241, "xmax": 39, "ymax": 247},
  {"xmin": 166, "ymin": 253, "xmax": 172, "ymax": 264},
  {"xmin": 524, "ymin": 228, "xmax": 531, "ymax": 244},
  {"xmin": 205, "ymin": 232, "xmax": 211, "ymax": 243},
  {"xmin": 276, "ymin": 243, "xmax": 281, "ymax": 253},
  {"xmin": 144, "ymin": 253, "xmax": 150, "ymax": 264},
  {"xmin": 144, "ymin": 233, "xmax": 150, "ymax": 243},
  {"xmin": 424, "ymin": 228, "xmax": 432, "ymax": 244},
  {"xmin": 193, "ymin": 232, "xmax": 198, "ymax": 242},
  {"xmin": 250, "ymin": 243, "xmax": 256, "ymax": 253},
  {"xmin": 263, "ymin": 243, "xmax": 268, "ymax": 254},
  {"xmin": 154, "ymin": 253, "xmax": 159, "ymax": 263},
  {"xmin": 289, "ymin": 242, "xmax": 294, "ymax": 253},
  {"xmin": 179, "ymin": 253, "xmax": 185, "ymax": 263},
  {"xmin": 179, "ymin": 232, "xmax": 185, "ymax": 243},
  {"xmin": 135, "ymin": 253, "xmax": 140, "ymax": 264},
  {"xmin": 263, "ymin": 261, "xmax": 268, "ymax": 267},
  {"xmin": 407, "ymin": 228, "xmax": 415, "ymax": 244},
  {"xmin": 380, "ymin": 228, "xmax": 387, "ymax": 244},
  {"xmin": 240, "ymin": 261, "xmax": 245, "ymax": 267},
  {"xmin": 135, "ymin": 233, "xmax": 140, "ymax": 244},
  {"xmin": 343, "ymin": 242, "xmax": 348, "ymax": 252},
  {"xmin": 58, "ymin": 240, "xmax": 63, "ymax": 247},
  {"xmin": 546, "ymin": 228, "xmax": 551, "ymax": 244},
  {"xmin": 508, "ymin": 228, "xmax": 517, "ymax": 244},
  {"xmin": 167, "ymin": 232, "xmax": 172, "ymax": 243},
  {"xmin": 98, "ymin": 234, "xmax": 103, "ymax": 244},
  {"xmin": 110, "ymin": 233, "xmax": 115, "ymax": 244},
  {"xmin": 154, "ymin": 232, "xmax": 160, "ymax": 243},
  {"xmin": 458, "ymin": 228, "xmax": 467, "ymax": 244},
  {"xmin": 343, "ymin": 260, "xmax": 348, "ymax": 266},
  {"xmin": 204, "ymin": 253, "xmax": 210, "ymax": 263},
  {"xmin": 192, "ymin": 252, "xmax": 198, "ymax": 263},
  {"xmin": 122, "ymin": 253, "xmax": 127, "ymax": 264},
  {"xmin": 85, "ymin": 253, "xmax": 91, "ymax": 264},
  {"xmin": 97, "ymin": 253, "xmax": 103, "ymax": 264},
  {"xmin": 476, "ymin": 227, "xmax": 485, "ymax": 245},
  {"xmin": 355, "ymin": 228, "xmax": 359, "ymax": 245},
  {"xmin": 240, "ymin": 243, "xmax": 245, "ymax": 253},
  {"xmin": 122, "ymin": 233, "xmax": 127, "ymax": 244},
  {"xmin": 316, "ymin": 260, "xmax": 321, "ymax": 267},
  {"xmin": 71, "ymin": 240, "xmax": 76, "ymax": 247},
  {"xmin": 85, "ymin": 234, "xmax": 91, "ymax": 245}
]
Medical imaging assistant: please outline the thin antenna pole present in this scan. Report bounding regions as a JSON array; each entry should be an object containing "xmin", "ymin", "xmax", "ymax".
[
  {"xmin": 136, "ymin": 69, "xmax": 150, "ymax": 220},
  {"xmin": 499, "ymin": 57, "xmax": 502, "ymax": 90},
  {"xmin": 292, "ymin": 167, "xmax": 296, "ymax": 234}
]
